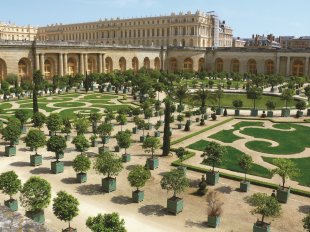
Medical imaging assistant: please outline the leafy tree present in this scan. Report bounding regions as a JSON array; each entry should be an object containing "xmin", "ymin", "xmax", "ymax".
[
  {"xmin": 116, "ymin": 114, "xmax": 127, "ymax": 131},
  {"xmin": 238, "ymin": 154, "xmax": 253, "ymax": 182},
  {"xmin": 304, "ymin": 85, "xmax": 310, "ymax": 101},
  {"xmin": 295, "ymin": 101, "xmax": 306, "ymax": 112},
  {"xmin": 247, "ymin": 86, "xmax": 263, "ymax": 109},
  {"xmin": 281, "ymin": 88, "xmax": 294, "ymax": 109},
  {"xmin": 1, "ymin": 117, "xmax": 21, "ymax": 146},
  {"xmin": 0, "ymin": 171, "xmax": 22, "ymax": 200},
  {"xmin": 177, "ymin": 114, "xmax": 184, "ymax": 125},
  {"xmin": 127, "ymin": 165, "xmax": 151, "ymax": 191},
  {"xmin": 61, "ymin": 118, "xmax": 72, "ymax": 135},
  {"xmin": 32, "ymin": 70, "xmax": 44, "ymax": 113},
  {"xmin": 32, "ymin": 112, "xmax": 46, "ymax": 129},
  {"xmin": 266, "ymin": 100, "xmax": 276, "ymax": 111},
  {"xmin": 271, "ymin": 158, "xmax": 299, "ymax": 189},
  {"xmin": 74, "ymin": 117, "xmax": 90, "ymax": 135},
  {"xmin": 115, "ymin": 130, "xmax": 131, "ymax": 154},
  {"xmin": 303, "ymin": 212, "xmax": 310, "ymax": 232},
  {"xmin": 174, "ymin": 84, "xmax": 188, "ymax": 108},
  {"xmin": 175, "ymin": 147, "xmax": 188, "ymax": 167},
  {"xmin": 214, "ymin": 88, "xmax": 224, "ymax": 109},
  {"xmin": 25, "ymin": 129, "xmax": 46, "ymax": 154},
  {"xmin": 86, "ymin": 212, "xmax": 127, "ymax": 232},
  {"xmin": 53, "ymin": 191, "xmax": 79, "ymax": 230},
  {"xmin": 191, "ymin": 86, "xmax": 214, "ymax": 116},
  {"xmin": 20, "ymin": 176, "xmax": 51, "ymax": 212},
  {"xmin": 160, "ymin": 169, "xmax": 189, "ymax": 198},
  {"xmin": 47, "ymin": 113, "xmax": 63, "ymax": 135},
  {"xmin": 203, "ymin": 142, "xmax": 227, "ymax": 172},
  {"xmin": 72, "ymin": 134, "xmax": 90, "ymax": 154},
  {"xmin": 94, "ymin": 152, "xmax": 123, "ymax": 179},
  {"xmin": 233, "ymin": 99, "xmax": 243, "ymax": 109},
  {"xmin": 136, "ymin": 118, "xmax": 146, "ymax": 137},
  {"xmin": 89, "ymin": 112, "xmax": 102, "ymax": 127},
  {"xmin": 15, "ymin": 109, "xmax": 30, "ymax": 128},
  {"xmin": 97, "ymin": 123, "xmax": 113, "ymax": 139},
  {"xmin": 47, "ymin": 135, "xmax": 67, "ymax": 160},
  {"xmin": 162, "ymin": 97, "xmax": 172, "ymax": 156},
  {"xmin": 73, "ymin": 154, "xmax": 91, "ymax": 174},
  {"xmin": 248, "ymin": 193, "xmax": 281, "ymax": 223},
  {"xmin": 143, "ymin": 137, "xmax": 160, "ymax": 159},
  {"xmin": 104, "ymin": 108, "xmax": 115, "ymax": 123},
  {"xmin": 131, "ymin": 107, "xmax": 141, "ymax": 116}
]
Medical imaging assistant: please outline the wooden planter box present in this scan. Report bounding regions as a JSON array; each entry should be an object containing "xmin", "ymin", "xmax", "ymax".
[
  {"xmin": 77, "ymin": 173, "xmax": 87, "ymax": 183},
  {"xmin": 307, "ymin": 109, "xmax": 310, "ymax": 116},
  {"xmin": 177, "ymin": 124, "xmax": 183, "ymax": 129},
  {"xmin": 216, "ymin": 108, "xmax": 223, "ymax": 115},
  {"xmin": 122, "ymin": 153, "xmax": 131, "ymax": 163},
  {"xmin": 114, "ymin": 146, "xmax": 120, "ymax": 152},
  {"xmin": 132, "ymin": 127, "xmax": 139, "ymax": 134},
  {"xmin": 253, "ymin": 221, "xmax": 270, "ymax": 232},
  {"xmin": 26, "ymin": 210, "xmax": 45, "ymax": 224},
  {"xmin": 235, "ymin": 109, "xmax": 240, "ymax": 116},
  {"xmin": 281, "ymin": 108, "xmax": 290, "ymax": 117},
  {"xmin": 4, "ymin": 199, "xmax": 18, "ymax": 211},
  {"xmin": 102, "ymin": 136, "xmax": 110, "ymax": 144},
  {"xmin": 154, "ymin": 131, "xmax": 160, "ymax": 137},
  {"xmin": 206, "ymin": 171, "xmax": 219, "ymax": 185},
  {"xmin": 207, "ymin": 215, "xmax": 221, "ymax": 228},
  {"xmin": 140, "ymin": 136, "xmax": 146, "ymax": 142},
  {"xmin": 62, "ymin": 228, "xmax": 77, "ymax": 232},
  {"xmin": 99, "ymin": 146, "xmax": 109, "ymax": 154},
  {"xmin": 250, "ymin": 109, "xmax": 258, "ymax": 117},
  {"xmin": 277, "ymin": 187, "xmax": 290, "ymax": 203},
  {"xmin": 297, "ymin": 111, "xmax": 303, "ymax": 117},
  {"xmin": 91, "ymin": 140, "xmax": 98, "ymax": 147},
  {"xmin": 267, "ymin": 111, "xmax": 273, "ymax": 117},
  {"xmin": 30, "ymin": 154, "xmax": 42, "ymax": 166},
  {"xmin": 21, "ymin": 125, "xmax": 27, "ymax": 134},
  {"xmin": 167, "ymin": 197, "xmax": 183, "ymax": 215},
  {"xmin": 132, "ymin": 190, "xmax": 144, "ymax": 203},
  {"xmin": 5, "ymin": 146, "xmax": 16, "ymax": 157},
  {"xmin": 147, "ymin": 157, "xmax": 159, "ymax": 170},
  {"xmin": 240, "ymin": 181, "xmax": 250, "ymax": 192},
  {"xmin": 102, "ymin": 177, "xmax": 116, "ymax": 193},
  {"xmin": 51, "ymin": 161, "xmax": 64, "ymax": 174}
]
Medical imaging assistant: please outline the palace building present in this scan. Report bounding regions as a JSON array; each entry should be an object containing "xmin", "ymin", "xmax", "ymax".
[
  {"xmin": 36, "ymin": 11, "xmax": 233, "ymax": 48},
  {"xmin": 0, "ymin": 22, "xmax": 37, "ymax": 41}
]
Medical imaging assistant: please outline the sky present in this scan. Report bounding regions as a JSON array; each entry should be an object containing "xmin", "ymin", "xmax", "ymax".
[{"xmin": 1, "ymin": 0, "xmax": 310, "ymax": 38}]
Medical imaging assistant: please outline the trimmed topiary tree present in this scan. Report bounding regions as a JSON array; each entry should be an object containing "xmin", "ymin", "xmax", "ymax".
[
  {"xmin": 62, "ymin": 118, "xmax": 72, "ymax": 141},
  {"xmin": 1, "ymin": 117, "xmax": 21, "ymax": 157},
  {"xmin": 74, "ymin": 116, "xmax": 90, "ymax": 135},
  {"xmin": 86, "ymin": 212, "xmax": 126, "ymax": 232},
  {"xmin": 127, "ymin": 165, "xmax": 151, "ymax": 203},
  {"xmin": 97, "ymin": 122, "xmax": 113, "ymax": 152},
  {"xmin": 20, "ymin": 176, "xmax": 51, "ymax": 224},
  {"xmin": 72, "ymin": 134, "xmax": 90, "ymax": 154},
  {"xmin": 73, "ymin": 154, "xmax": 91, "ymax": 183},
  {"xmin": 15, "ymin": 109, "xmax": 31, "ymax": 133},
  {"xmin": 271, "ymin": 158, "xmax": 299, "ymax": 203},
  {"xmin": 93, "ymin": 152, "xmax": 123, "ymax": 193},
  {"xmin": 233, "ymin": 99, "xmax": 243, "ymax": 116},
  {"xmin": 89, "ymin": 112, "xmax": 102, "ymax": 132},
  {"xmin": 238, "ymin": 154, "xmax": 253, "ymax": 192},
  {"xmin": 47, "ymin": 113, "xmax": 63, "ymax": 136},
  {"xmin": 248, "ymin": 193, "xmax": 281, "ymax": 232},
  {"xmin": 203, "ymin": 141, "xmax": 226, "ymax": 185},
  {"xmin": 32, "ymin": 112, "xmax": 46, "ymax": 129},
  {"xmin": 53, "ymin": 191, "xmax": 79, "ymax": 232},
  {"xmin": 25, "ymin": 129, "xmax": 46, "ymax": 166},
  {"xmin": 142, "ymin": 136, "xmax": 160, "ymax": 170},
  {"xmin": 160, "ymin": 169, "xmax": 189, "ymax": 215},
  {"xmin": 0, "ymin": 171, "xmax": 22, "ymax": 211},
  {"xmin": 281, "ymin": 88, "xmax": 294, "ymax": 117},
  {"xmin": 295, "ymin": 101, "xmax": 306, "ymax": 117},
  {"xmin": 247, "ymin": 86, "xmax": 263, "ymax": 116},
  {"xmin": 47, "ymin": 135, "xmax": 67, "ymax": 174},
  {"xmin": 266, "ymin": 100, "xmax": 276, "ymax": 117},
  {"xmin": 115, "ymin": 130, "xmax": 132, "ymax": 162},
  {"xmin": 116, "ymin": 113, "xmax": 127, "ymax": 131},
  {"xmin": 175, "ymin": 147, "xmax": 188, "ymax": 172}
]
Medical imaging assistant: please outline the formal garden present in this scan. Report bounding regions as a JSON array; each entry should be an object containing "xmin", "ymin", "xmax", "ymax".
[{"xmin": 0, "ymin": 70, "xmax": 309, "ymax": 232}]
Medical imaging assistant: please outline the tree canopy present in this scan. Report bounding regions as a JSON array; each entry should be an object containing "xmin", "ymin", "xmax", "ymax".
[{"xmin": 86, "ymin": 212, "xmax": 127, "ymax": 232}]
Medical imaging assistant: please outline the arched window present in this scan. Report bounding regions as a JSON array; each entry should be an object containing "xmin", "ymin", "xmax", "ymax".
[
  {"xmin": 248, "ymin": 59, "xmax": 257, "ymax": 74},
  {"xmin": 181, "ymin": 39, "xmax": 185, "ymax": 47},
  {"xmin": 170, "ymin": 58, "xmax": 177, "ymax": 72},
  {"xmin": 215, "ymin": 58, "xmax": 224, "ymax": 72},
  {"xmin": 231, "ymin": 59, "xmax": 240, "ymax": 73},
  {"xmin": 198, "ymin": 58, "xmax": 205, "ymax": 72},
  {"xmin": 189, "ymin": 39, "xmax": 194, "ymax": 47},
  {"xmin": 44, "ymin": 59, "xmax": 54, "ymax": 79},
  {"xmin": 265, "ymin": 60, "xmax": 275, "ymax": 74},
  {"xmin": 154, "ymin": 57, "xmax": 160, "ymax": 70},
  {"xmin": 67, "ymin": 58, "xmax": 77, "ymax": 76},
  {"xmin": 132, "ymin": 57, "xmax": 139, "ymax": 71},
  {"xmin": 0, "ymin": 58, "xmax": 7, "ymax": 81},
  {"xmin": 144, "ymin": 57, "xmax": 150, "ymax": 69},
  {"xmin": 119, "ymin": 57, "xmax": 126, "ymax": 72},
  {"xmin": 18, "ymin": 58, "xmax": 31, "ymax": 80},
  {"xmin": 292, "ymin": 59, "xmax": 304, "ymax": 76},
  {"xmin": 105, "ymin": 57, "xmax": 113, "ymax": 73},
  {"xmin": 184, "ymin": 58, "xmax": 193, "ymax": 72}
]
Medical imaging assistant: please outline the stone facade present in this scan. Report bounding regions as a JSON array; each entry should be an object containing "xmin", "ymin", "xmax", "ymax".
[
  {"xmin": 0, "ymin": 41, "xmax": 309, "ymax": 81},
  {"xmin": 37, "ymin": 11, "xmax": 233, "ymax": 48},
  {"xmin": 0, "ymin": 22, "xmax": 37, "ymax": 41}
]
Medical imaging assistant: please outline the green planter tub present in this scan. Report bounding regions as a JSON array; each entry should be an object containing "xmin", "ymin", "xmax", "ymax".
[
  {"xmin": 177, "ymin": 124, "xmax": 183, "ymax": 129},
  {"xmin": 132, "ymin": 190, "xmax": 144, "ymax": 203},
  {"xmin": 91, "ymin": 140, "xmax": 98, "ymax": 147},
  {"xmin": 26, "ymin": 210, "xmax": 45, "ymax": 224},
  {"xmin": 122, "ymin": 153, "xmax": 131, "ymax": 163},
  {"xmin": 132, "ymin": 127, "xmax": 139, "ymax": 134},
  {"xmin": 5, "ymin": 146, "xmax": 16, "ymax": 157},
  {"xmin": 277, "ymin": 187, "xmax": 290, "ymax": 203},
  {"xmin": 77, "ymin": 173, "xmax": 87, "ymax": 183},
  {"xmin": 99, "ymin": 146, "xmax": 109, "ymax": 154},
  {"xmin": 234, "ymin": 109, "xmax": 240, "ymax": 116},
  {"xmin": 250, "ymin": 109, "xmax": 258, "ymax": 117},
  {"xmin": 267, "ymin": 111, "xmax": 273, "ymax": 117},
  {"xmin": 167, "ymin": 197, "xmax": 183, "ymax": 215},
  {"xmin": 253, "ymin": 221, "xmax": 270, "ymax": 232},
  {"xmin": 281, "ymin": 108, "xmax": 290, "ymax": 117},
  {"xmin": 154, "ymin": 131, "xmax": 160, "ymax": 137},
  {"xmin": 114, "ymin": 146, "xmax": 120, "ymax": 152},
  {"xmin": 102, "ymin": 136, "xmax": 110, "ymax": 144},
  {"xmin": 4, "ymin": 199, "xmax": 18, "ymax": 211},
  {"xmin": 140, "ymin": 136, "xmax": 146, "ymax": 142},
  {"xmin": 30, "ymin": 154, "xmax": 43, "ymax": 166},
  {"xmin": 51, "ymin": 161, "xmax": 64, "ymax": 174},
  {"xmin": 206, "ymin": 171, "xmax": 219, "ymax": 185},
  {"xmin": 147, "ymin": 157, "xmax": 159, "ymax": 170},
  {"xmin": 240, "ymin": 181, "xmax": 250, "ymax": 192},
  {"xmin": 216, "ymin": 108, "xmax": 223, "ymax": 115},
  {"xmin": 208, "ymin": 215, "xmax": 221, "ymax": 228},
  {"xmin": 102, "ymin": 177, "xmax": 116, "ymax": 193},
  {"xmin": 62, "ymin": 228, "xmax": 77, "ymax": 232}
]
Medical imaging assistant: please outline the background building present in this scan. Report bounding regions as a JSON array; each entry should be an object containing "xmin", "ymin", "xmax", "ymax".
[
  {"xmin": 279, "ymin": 36, "xmax": 310, "ymax": 49},
  {"xmin": 0, "ymin": 22, "xmax": 37, "ymax": 41},
  {"xmin": 37, "ymin": 11, "xmax": 233, "ymax": 48}
]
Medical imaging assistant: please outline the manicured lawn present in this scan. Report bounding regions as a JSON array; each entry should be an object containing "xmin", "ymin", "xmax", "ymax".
[
  {"xmin": 19, "ymin": 102, "xmax": 57, "ymax": 113},
  {"xmin": 81, "ymin": 99, "xmax": 115, "ymax": 104},
  {"xmin": 0, "ymin": 103, "xmax": 12, "ymax": 110},
  {"xmin": 262, "ymin": 157, "xmax": 310, "ymax": 187},
  {"xmin": 92, "ymin": 104, "xmax": 130, "ymax": 111},
  {"xmin": 243, "ymin": 124, "xmax": 310, "ymax": 155},
  {"xmin": 1, "ymin": 108, "xmax": 33, "ymax": 117},
  {"xmin": 82, "ymin": 94, "xmax": 118, "ymax": 100},
  {"xmin": 59, "ymin": 108, "xmax": 101, "ymax": 119},
  {"xmin": 187, "ymin": 140, "xmax": 272, "ymax": 179},
  {"xmin": 53, "ymin": 102, "xmax": 86, "ymax": 108},
  {"xmin": 209, "ymin": 121, "xmax": 264, "ymax": 143}
]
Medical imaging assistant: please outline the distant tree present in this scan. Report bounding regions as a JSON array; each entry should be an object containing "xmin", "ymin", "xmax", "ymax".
[
  {"xmin": 93, "ymin": 152, "xmax": 123, "ymax": 179},
  {"xmin": 160, "ymin": 169, "xmax": 189, "ymax": 199},
  {"xmin": 116, "ymin": 114, "xmax": 127, "ymax": 131},
  {"xmin": 203, "ymin": 142, "xmax": 226, "ymax": 172},
  {"xmin": 266, "ymin": 100, "xmax": 276, "ymax": 111},
  {"xmin": 86, "ymin": 213, "xmax": 127, "ymax": 232},
  {"xmin": 47, "ymin": 135, "xmax": 67, "ymax": 160},
  {"xmin": 0, "ymin": 171, "xmax": 22, "ymax": 200},
  {"xmin": 115, "ymin": 130, "xmax": 131, "ymax": 154},
  {"xmin": 127, "ymin": 165, "xmax": 151, "ymax": 191},
  {"xmin": 73, "ymin": 154, "xmax": 91, "ymax": 174},
  {"xmin": 46, "ymin": 113, "xmax": 63, "ymax": 135},
  {"xmin": 15, "ymin": 109, "xmax": 31, "ymax": 128},
  {"xmin": 271, "ymin": 158, "xmax": 299, "ymax": 189},
  {"xmin": 143, "ymin": 137, "xmax": 160, "ymax": 159},
  {"xmin": 25, "ymin": 129, "xmax": 46, "ymax": 154},
  {"xmin": 1, "ymin": 118, "xmax": 21, "ymax": 146},
  {"xmin": 175, "ymin": 147, "xmax": 188, "ymax": 167},
  {"xmin": 247, "ymin": 86, "xmax": 263, "ymax": 109},
  {"xmin": 281, "ymin": 88, "xmax": 294, "ymax": 109},
  {"xmin": 238, "ymin": 154, "xmax": 253, "ymax": 182},
  {"xmin": 72, "ymin": 134, "xmax": 90, "ymax": 154},
  {"xmin": 32, "ymin": 112, "xmax": 46, "ymax": 129},
  {"xmin": 74, "ymin": 117, "xmax": 90, "ymax": 135}
]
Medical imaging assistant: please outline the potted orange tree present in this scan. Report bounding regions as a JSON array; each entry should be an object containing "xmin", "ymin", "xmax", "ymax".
[
  {"xmin": 207, "ymin": 191, "xmax": 224, "ymax": 228},
  {"xmin": 0, "ymin": 171, "xmax": 22, "ymax": 211}
]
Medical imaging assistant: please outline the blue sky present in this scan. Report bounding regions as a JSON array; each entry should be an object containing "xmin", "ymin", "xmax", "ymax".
[{"xmin": 1, "ymin": 0, "xmax": 310, "ymax": 38}]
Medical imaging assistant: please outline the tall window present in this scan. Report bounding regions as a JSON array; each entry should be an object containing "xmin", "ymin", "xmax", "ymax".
[
  {"xmin": 143, "ymin": 57, "xmax": 150, "ymax": 69},
  {"xmin": 231, "ymin": 59, "xmax": 240, "ymax": 73},
  {"xmin": 67, "ymin": 58, "xmax": 77, "ymax": 76},
  {"xmin": 292, "ymin": 59, "xmax": 304, "ymax": 76},
  {"xmin": 198, "ymin": 58, "xmax": 205, "ymax": 72},
  {"xmin": 0, "ymin": 59, "xmax": 6, "ymax": 81},
  {"xmin": 248, "ymin": 59, "xmax": 257, "ymax": 74},
  {"xmin": 170, "ymin": 58, "xmax": 177, "ymax": 72},
  {"xmin": 132, "ymin": 57, "xmax": 139, "ymax": 72},
  {"xmin": 184, "ymin": 58, "xmax": 193, "ymax": 72},
  {"xmin": 105, "ymin": 57, "xmax": 113, "ymax": 73},
  {"xmin": 215, "ymin": 58, "xmax": 224, "ymax": 72},
  {"xmin": 44, "ymin": 60, "xmax": 52, "ymax": 79},
  {"xmin": 119, "ymin": 57, "xmax": 126, "ymax": 72},
  {"xmin": 154, "ymin": 57, "xmax": 160, "ymax": 70},
  {"xmin": 265, "ymin": 60, "xmax": 275, "ymax": 74}
]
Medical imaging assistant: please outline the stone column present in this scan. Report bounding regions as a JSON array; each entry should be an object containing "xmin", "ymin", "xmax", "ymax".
[
  {"xmin": 35, "ymin": 54, "xmax": 40, "ymax": 70},
  {"xmin": 102, "ymin": 54, "xmax": 105, "ymax": 73},
  {"xmin": 98, "ymin": 53, "xmax": 103, "ymax": 73},
  {"xmin": 286, "ymin": 56, "xmax": 290, "ymax": 76},
  {"xmin": 63, "ymin": 53, "xmax": 68, "ymax": 75},
  {"xmin": 79, "ymin": 53, "xmax": 84, "ymax": 74},
  {"xmin": 40, "ymin": 53, "xmax": 45, "ymax": 74},
  {"xmin": 276, "ymin": 56, "xmax": 280, "ymax": 75},
  {"xmin": 84, "ymin": 53, "xmax": 88, "ymax": 74},
  {"xmin": 305, "ymin": 57, "xmax": 309, "ymax": 78},
  {"xmin": 59, "ymin": 53, "xmax": 63, "ymax": 76}
]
